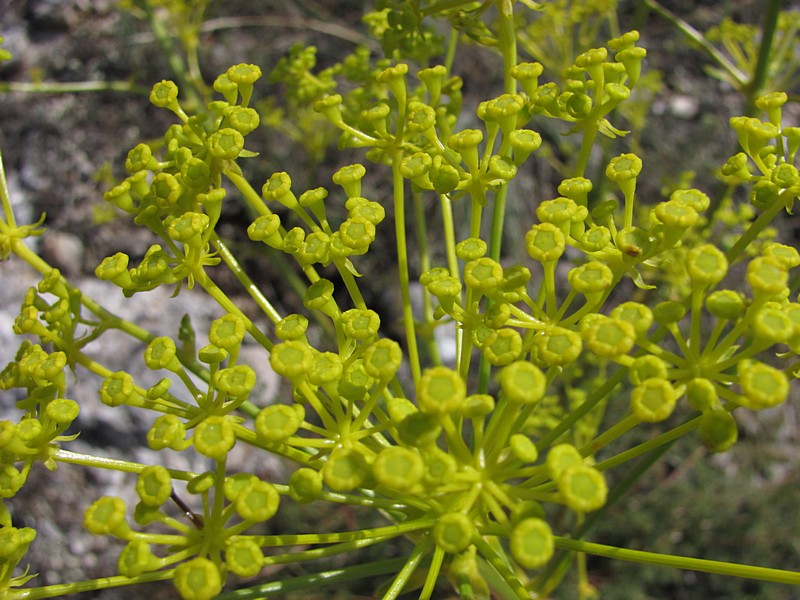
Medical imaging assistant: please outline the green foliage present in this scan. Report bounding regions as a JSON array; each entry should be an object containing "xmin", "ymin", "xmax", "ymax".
[{"xmin": 1, "ymin": 3, "xmax": 800, "ymax": 599}]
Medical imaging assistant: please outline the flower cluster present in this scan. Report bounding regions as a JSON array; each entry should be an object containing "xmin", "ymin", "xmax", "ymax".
[{"xmin": 1, "ymin": 2, "xmax": 799, "ymax": 599}]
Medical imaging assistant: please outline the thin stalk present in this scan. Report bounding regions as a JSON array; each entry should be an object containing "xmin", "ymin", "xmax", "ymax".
[
  {"xmin": 745, "ymin": 0, "xmax": 782, "ymax": 112},
  {"xmin": 55, "ymin": 449, "xmax": 198, "ymax": 481},
  {"xmin": 413, "ymin": 186, "xmax": 441, "ymax": 364},
  {"xmin": 392, "ymin": 161, "xmax": 422, "ymax": 385},
  {"xmin": 725, "ymin": 193, "xmax": 786, "ymax": 263},
  {"xmin": 251, "ymin": 517, "xmax": 435, "ymax": 548},
  {"xmin": 595, "ymin": 416, "xmax": 702, "ymax": 472},
  {"xmin": 11, "ymin": 571, "xmax": 174, "ymax": 600},
  {"xmin": 215, "ymin": 558, "xmax": 408, "ymax": 600},
  {"xmin": 0, "ymin": 80, "xmax": 149, "ymax": 95},
  {"xmin": 0, "ymin": 148, "xmax": 15, "ymax": 227},
  {"xmin": 382, "ymin": 535, "xmax": 433, "ymax": 600},
  {"xmin": 212, "ymin": 234, "xmax": 282, "ymax": 324},
  {"xmin": 554, "ymin": 536, "xmax": 800, "ymax": 585},
  {"xmin": 193, "ymin": 269, "xmax": 274, "ymax": 351}
]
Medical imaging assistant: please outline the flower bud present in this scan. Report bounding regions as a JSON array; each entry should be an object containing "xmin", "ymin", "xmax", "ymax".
[
  {"xmin": 333, "ymin": 164, "xmax": 367, "ymax": 198},
  {"xmin": 747, "ymin": 257, "xmax": 787, "ymax": 297},
  {"xmin": 686, "ymin": 378, "xmax": 719, "ymax": 411},
  {"xmin": 214, "ymin": 364, "xmax": 257, "ymax": 399},
  {"xmin": 568, "ymin": 261, "xmax": 613, "ymax": 296},
  {"xmin": 308, "ymin": 352, "xmax": 343, "ymax": 386},
  {"xmin": 526, "ymin": 223, "xmax": 565, "ymax": 263},
  {"xmin": 234, "ymin": 479, "xmax": 280, "ymax": 522},
  {"xmin": 558, "ymin": 465, "xmax": 607, "ymax": 512},
  {"xmin": 208, "ymin": 127, "xmax": 244, "ymax": 160},
  {"xmin": 510, "ymin": 61, "xmax": 544, "ymax": 97},
  {"xmin": 363, "ymin": 338, "xmax": 403, "ymax": 381},
  {"xmin": 247, "ymin": 214, "xmax": 283, "ymax": 248},
  {"xmin": 699, "ymin": 408, "xmax": 738, "ymax": 453},
  {"xmin": 173, "ymin": 557, "xmax": 222, "ymax": 600},
  {"xmin": 584, "ymin": 317, "xmax": 635, "ymax": 359},
  {"xmin": 398, "ymin": 412, "xmax": 442, "ymax": 447},
  {"xmin": 144, "ymin": 337, "xmax": 182, "ymax": 372},
  {"xmin": 147, "ymin": 414, "xmax": 190, "ymax": 451},
  {"xmin": 418, "ymin": 366, "xmax": 466, "ymax": 414},
  {"xmin": 705, "ymin": 290, "xmax": 746, "ymax": 321},
  {"xmin": 99, "ymin": 372, "xmax": 138, "ymax": 408},
  {"xmin": 226, "ymin": 537, "xmax": 264, "ymax": 577},
  {"xmin": 373, "ymin": 446, "xmax": 424, "ymax": 490},
  {"xmin": 631, "ymin": 378, "xmax": 678, "ymax": 422},
  {"xmin": 629, "ymin": 355, "xmax": 668, "ymax": 386},
  {"xmin": 508, "ymin": 129, "xmax": 542, "ymax": 165},
  {"xmin": 686, "ymin": 244, "xmax": 728, "ymax": 288},
  {"xmin": 341, "ymin": 308, "xmax": 380, "ymax": 341},
  {"xmin": 136, "ymin": 465, "xmax": 172, "ymax": 508},
  {"xmin": 610, "ymin": 301, "xmax": 653, "ymax": 336},
  {"xmin": 738, "ymin": 360, "xmax": 789, "ymax": 410},
  {"xmin": 289, "ymin": 467, "xmax": 323, "ymax": 503},
  {"xmin": 499, "ymin": 361, "xmax": 546, "ymax": 404},
  {"xmin": 322, "ymin": 448, "xmax": 370, "ymax": 492},
  {"xmin": 149, "ymin": 80, "xmax": 180, "ymax": 111},
  {"xmin": 193, "ymin": 415, "xmax": 235, "ymax": 459},
  {"xmin": 304, "ymin": 278, "xmax": 339, "ymax": 318},
  {"xmin": 84, "ymin": 496, "xmax": 131, "ymax": 537},
  {"xmin": 652, "ymin": 300, "xmax": 686, "ymax": 325},
  {"xmin": 510, "ymin": 518, "xmax": 554, "ymax": 569},
  {"xmin": 434, "ymin": 513, "xmax": 474, "ymax": 554},
  {"xmin": 509, "ymin": 433, "xmax": 538, "ymax": 463},
  {"xmin": 118, "ymin": 540, "xmax": 161, "ymax": 578},
  {"xmin": 533, "ymin": 327, "xmax": 582, "ymax": 367}
]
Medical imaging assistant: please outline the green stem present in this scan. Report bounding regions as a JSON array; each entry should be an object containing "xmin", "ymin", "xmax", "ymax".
[
  {"xmin": 745, "ymin": 0, "xmax": 781, "ymax": 112},
  {"xmin": 595, "ymin": 416, "xmax": 702, "ymax": 472},
  {"xmin": 382, "ymin": 534, "xmax": 433, "ymax": 600},
  {"xmin": 193, "ymin": 269, "xmax": 274, "ymax": 351},
  {"xmin": 420, "ymin": 546, "xmax": 446, "ymax": 600},
  {"xmin": 536, "ymin": 367, "xmax": 626, "ymax": 451},
  {"xmin": 392, "ymin": 160, "xmax": 422, "ymax": 385},
  {"xmin": 212, "ymin": 234, "xmax": 282, "ymax": 324},
  {"xmin": 252, "ymin": 517, "xmax": 435, "ymax": 548},
  {"xmin": 412, "ymin": 187, "xmax": 441, "ymax": 364},
  {"xmin": 215, "ymin": 558, "xmax": 408, "ymax": 600},
  {"xmin": 554, "ymin": 536, "xmax": 800, "ymax": 585},
  {"xmin": 11, "ymin": 571, "xmax": 174, "ymax": 600},
  {"xmin": 579, "ymin": 413, "xmax": 640, "ymax": 458},
  {"xmin": 54, "ymin": 449, "xmax": 197, "ymax": 481},
  {"xmin": 0, "ymin": 80, "xmax": 149, "ymax": 95},
  {"xmin": 471, "ymin": 536, "xmax": 531, "ymax": 600},
  {"xmin": 574, "ymin": 122, "xmax": 598, "ymax": 178},
  {"xmin": 0, "ymin": 148, "xmax": 15, "ymax": 228},
  {"xmin": 726, "ymin": 192, "xmax": 786, "ymax": 263}
]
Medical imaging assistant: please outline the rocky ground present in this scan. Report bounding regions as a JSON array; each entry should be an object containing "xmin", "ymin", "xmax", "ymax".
[{"xmin": 1, "ymin": 0, "xmax": 799, "ymax": 598}]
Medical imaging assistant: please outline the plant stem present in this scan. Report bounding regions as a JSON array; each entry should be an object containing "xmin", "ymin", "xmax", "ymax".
[
  {"xmin": 745, "ymin": 0, "xmax": 781, "ymax": 112},
  {"xmin": 214, "ymin": 558, "xmax": 408, "ymax": 600},
  {"xmin": 554, "ymin": 536, "xmax": 800, "ymax": 585},
  {"xmin": 212, "ymin": 234, "xmax": 282, "ymax": 324},
  {"xmin": 595, "ymin": 416, "xmax": 702, "ymax": 472},
  {"xmin": 0, "ymin": 80, "xmax": 149, "ymax": 95},
  {"xmin": 54, "ymin": 449, "xmax": 197, "ymax": 481},
  {"xmin": 11, "ymin": 571, "xmax": 174, "ymax": 600},
  {"xmin": 392, "ymin": 160, "xmax": 422, "ymax": 385}
]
